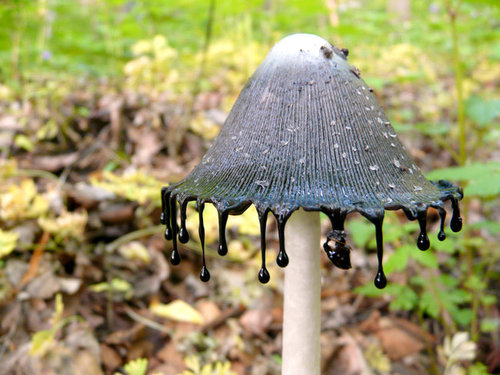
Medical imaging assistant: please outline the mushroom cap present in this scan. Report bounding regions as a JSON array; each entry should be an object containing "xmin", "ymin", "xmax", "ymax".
[{"xmin": 170, "ymin": 33, "xmax": 461, "ymax": 219}]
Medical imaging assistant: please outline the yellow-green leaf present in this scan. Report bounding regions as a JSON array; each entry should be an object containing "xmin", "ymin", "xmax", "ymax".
[
  {"xmin": 123, "ymin": 358, "xmax": 148, "ymax": 375},
  {"xmin": 118, "ymin": 241, "xmax": 151, "ymax": 264},
  {"xmin": 30, "ymin": 329, "xmax": 55, "ymax": 356},
  {"xmin": 0, "ymin": 229, "xmax": 19, "ymax": 258},
  {"xmin": 150, "ymin": 300, "xmax": 204, "ymax": 325}
]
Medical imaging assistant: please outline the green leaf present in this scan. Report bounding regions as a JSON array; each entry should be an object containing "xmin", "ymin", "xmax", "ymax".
[
  {"xmin": 410, "ymin": 248, "xmax": 438, "ymax": 269},
  {"xmin": 480, "ymin": 318, "xmax": 500, "ymax": 333},
  {"xmin": 480, "ymin": 294, "xmax": 496, "ymax": 306},
  {"xmin": 123, "ymin": 358, "xmax": 148, "ymax": 375},
  {"xmin": 354, "ymin": 283, "xmax": 385, "ymax": 298},
  {"xmin": 14, "ymin": 134, "xmax": 35, "ymax": 151},
  {"xmin": 468, "ymin": 362, "xmax": 490, "ymax": 375},
  {"xmin": 346, "ymin": 218, "xmax": 374, "ymax": 248},
  {"xmin": 90, "ymin": 278, "xmax": 133, "ymax": 295},
  {"xmin": 469, "ymin": 220, "xmax": 500, "ymax": 235},
  {"xmin": 414, "ymin": 122, "xmax": 450, "ymax": 136},
  {"xmin": 465, "ymin": 95, "xmax": 500, "ymax": 126},
  {"xmin": 0, "ymin": 229, "xmax": 19, "ymax": 258},
  {"xmin": 450, "ymin": 307, "xmax": 473, "ymax": 327},
  {"xmin": 426, "ymin": 161, "xmax": 500, "ymax": 181},
  {"xmin": 427, "ymin": 162, "xmax": 500, "ymax": 198},
  {"xmin": 464, "ymin": 275, "xmax": 486, "ymax": 291},
  {"xmin": 419, "ymin": 291, "xmax": 440, "ymax": 318},
  {"xmin": 30, "ymin": 329, "xmax": 55, "ymax": 356},
  {"xmin": 388, "ymin": 285, "xmax": 418, "ymax": 311},
  {"xmin": 383, "ymin": 245, "xmax": 410, "ymax": 275}
]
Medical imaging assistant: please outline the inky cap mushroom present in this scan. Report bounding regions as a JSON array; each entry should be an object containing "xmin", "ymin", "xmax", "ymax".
[{"xmin": 161, "ymin": 33, "xmax": 463, "ymax": 288}]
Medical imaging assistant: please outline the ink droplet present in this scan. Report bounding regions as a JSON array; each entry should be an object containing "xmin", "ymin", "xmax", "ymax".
[
  {"xmin": 374, "ymin": 271, "xmax": 387, "ymax": 289},
  {"xmin": 417, "ymin": 233, "xmax": 430, "ymax": 250},
  {"xmin": 170, "ymin": 195, "xmax": 180, "ymax": 265},
  {"xmin": 277, "ymin": 250, "xmax": 289, "ymax": 268},
  {"xmin": 276, "ymin": 218, "xmax": 288, "ymax": 267},
  {"xmin": 323, "ymin": 234, "xmax": 352, "ymax": 270},
  {"xmin": 164, "ymin": 227, "xmax": 172, "ymax": 241},
  {"xmin": 200, "ymin": 266, "xmax": 210, "ymax": 282},
  {"xmin": 417, "ymin": 210, "xmax": 430, "ymax": 250},
  {"xmin": 258, "ymin": 213, "xmax": 270, "ymax": 283},
  {"xmin": 450, "ymin": 198, "xmax": 463, "ymax": 232},
  {"xmin": 178, "ymin": 227, "xmax": 189, "ymax": 243},
  {"xmin": 438, "ymin": 207, "xmax": 446, "ymax": 241},
  {"xmin": 179, "ymin": 201, "xmax": 189, "ymax": 243},
  {"xmin": 171, "ymin": 249, "xmax": 180, "ymax": 265},
  {"xmin": 198, "ymin": 201, "xmax": 210, "ymax": 282},
  {"xmin": 218, "ymin": 211, "xmax": 229, "ymax": 256},
  {"xmin": 258, "ymin": 267, "xmax": 270, "ymax": 284},
  {"xmin": 373, "ymin": 218, "xmax": 387, "ymax": 289}
]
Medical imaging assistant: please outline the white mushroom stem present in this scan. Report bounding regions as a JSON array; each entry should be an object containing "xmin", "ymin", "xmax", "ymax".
[{"xmin": 282, "ymin": 209, "xmax": 321, "ymax": 375}]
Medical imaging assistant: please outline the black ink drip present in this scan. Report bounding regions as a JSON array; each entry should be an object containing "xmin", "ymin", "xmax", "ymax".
[
  {"xmin": 218, "ymin": 210, "xmax": 229, "ymax": 256},
  {"xmin": 417, "ymin": 209, "xmax": 430, "ymax": 251},
  {"xmin": 178, "ymin": 200, "xmax": 189, "ymax": 243},
  {"xmin": 323, "ymin": 211, "xmax": 351, "ymax": 269},
  {"xmin": 373, "ymin": 218, "xmax": 387, "ymax": 289},
  {"xmin": 197, "ymin": 201, "xmax": 210, "ymax": 282},
  {"xmin": 450, "ymin": 198, "xmax": 463, "ymax": 232},
  {"xmin": 276, "ymin": 218, "xmax": 289, "ymax": 267},
  {"xmin": 170, "ymin": 196, "xmax": 180, "ymax": 265},
  {"xmin": 438, "ymin": 207, "xmax": 447, "ymax": 241},
  {"xmin": 258, "ymin": 213, "xmax": 270, "ymax": 284},
  {"xmin": 160, "ymin": 187, "xmax": 168, "ymax": 224},
  {"xmin": 162, "ymin": 189, "xmax": 172, "ymax": 240}
]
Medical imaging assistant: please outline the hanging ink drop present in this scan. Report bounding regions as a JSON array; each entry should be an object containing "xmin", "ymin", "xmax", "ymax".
[
  {"xmin": 323, "ymin": 230, "xmax": 351, "ymax": 270},
  {"xmin": 258, "ymin": 212, "xmax": 270, "ymax": 283},
  {"xmin": 160, "ymin": 187, "xmax": 168, "ymax": 224},
  {"xmin": 450, "ymin": 198, "xmax": 463, "ymax": 232},
  {"xmin": 178, "ymin": 200, "xmax": 189, "ymax": 243},
  {"xmin": 163, "ymin": 189, "xmax": 172, "ymax": 240},
  {"xmin": 258, "ymin": 267, "xmax": 270, "ymax": 283},
  {"xmin": 438, "ymin": 207, "xmax": 446, "ymax": 241},
  {"xmin": 198, "ymin": 201, "xmax": 210, "ymax": 282},
  {"xmin": 373, "ymin": 218, "xmax": 387, "ymax": 289},
  {"xmin": 170, "ymin": 196, "xmax": 180, "ymax": 265},
  {"xmin": 276, "ymin": 219, "xmax": 289, "ymax": 267},
  {"xmin": 171, "ymin": 249, "xmax": 181, "ymax": 265},
  {"xmin": 218, "ymin": 210, "xmax": 229, "ymax": 256},
  {"xmin": 417, "ymin": 210, "xmax": 430, "ymax": 251}
]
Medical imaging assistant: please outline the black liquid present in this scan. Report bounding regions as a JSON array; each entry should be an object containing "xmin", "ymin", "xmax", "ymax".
[
  {"xmin": 438, "ymin": 207, "xmax": 446, "ymax": 241},
  {"xmin": 163, "ymin": 189, "xmax": 172, "ymax": 240},
  {"xmin": 417, "ymin": 210, "xmax": 430, "ymax": 251},
  {"xmin": 276, "ymin": 219, "xmax": 289, "ymax": 267},
  {"xmin": 179, "ymin": 200, "xmax": 189, "ymax": 243},
  {"xmin": 170, "ymin": 196, "xmax": 180, "ymax": 265},
  {"xmin": 218, "ymin": 210, "xmax": 229, "ymax": 256},
  {"xmin": 198, "ymin": 201, "xmax": 210, "ymax": 282},
  {"xmin": 258, "ymin": 213, "xmax": 270, "ymax": 283},
  {"xmin": 160, "ymin": 187, "xmax": 168, "ymax": 224},
  {"xmin": 258, "ymin": 267, "xmax": 270, "ymax": 284},
  {"xmin": 324, "ymin": 212, "xmax": 351, "ymax": 269},
  {"xmin": 200, "ymin": 266, "xmax": 210, "ymax": 282},
  {"xmin": 373, "ymin": 218, "xmax": 387, "ymax": 289},
  {"xmin": 450, "ymin": 198, "xmax": 463, "ymax": 232}
]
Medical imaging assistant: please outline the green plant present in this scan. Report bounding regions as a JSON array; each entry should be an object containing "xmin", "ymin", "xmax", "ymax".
[
  {"xmin": 179, "ymin": 355, "xmax": 236, "ymax": 375},
  {"xmin": 29, "ymin": 294, "xmax": 81, "ymax": 356}
]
